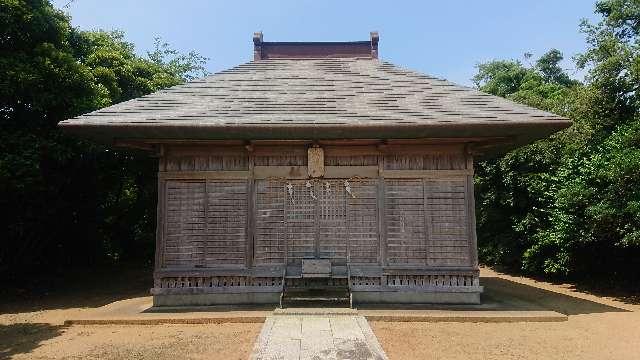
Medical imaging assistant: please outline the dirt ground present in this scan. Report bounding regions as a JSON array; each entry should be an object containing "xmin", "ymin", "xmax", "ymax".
[
  {"xmin": 372, "ymin": 268, "xmax": 640, "ymax": 360},
  {"xmin": 372, "ymin": 312, "xmax": 640, "ymax": 360},
  {"xmin": 1, "ymin": 266, "xmax": 639, "ymax": 359},
  {"xmin": 0, "ymin": 266, "xmax": 262, "ymax": 359},
  {"xmin": 0, "ymin": 323, "xmax": 261, "ymax": 360}
]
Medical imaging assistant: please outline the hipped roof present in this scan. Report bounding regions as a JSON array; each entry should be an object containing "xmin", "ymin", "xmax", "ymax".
[{"xmin": 58, "ymin": 57, "xmax": 571, "ymax": 153}]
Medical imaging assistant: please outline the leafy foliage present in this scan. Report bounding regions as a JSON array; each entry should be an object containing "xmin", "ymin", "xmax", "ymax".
[
  {"xmin": 0, "ymin": 0, "xmax": 208, "ymax": 277},
  {"xmin": 475, "ymin": 0, "xmax": 640, "ymax": 281}
]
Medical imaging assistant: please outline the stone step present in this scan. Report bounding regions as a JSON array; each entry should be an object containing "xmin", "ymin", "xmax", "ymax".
[
  {"xmin": 286, "ymin": 296, "xmax": 350, "ymax": 302},
  {"xmin": 273, "ymin": 307, "xmax": 359, "ymax": 316},
  {"xmin": 283, "ymin": 289, "xmax": 349, "ymax": 296},
  {"xmin": 281, "ymin": 299, "xmax": 350, "ymax": 308},
  {"xmin": 285, "ymin": 285, "xmax": 348, "ymax": 291},
  {"xmin": 281, "ymin": 288, "xmax": 351, "ymax": 308}
]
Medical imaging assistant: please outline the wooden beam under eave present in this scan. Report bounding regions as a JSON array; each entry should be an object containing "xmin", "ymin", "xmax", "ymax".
[
  {"xmin": 114, "ymin": 137, "xmax": 516, "ymax": 157},
  {"xmin": 132, "ymin": 137, "xmax": 512, "ymax": 146},
  {"xmin": 142, "ymin": 139, "xmax": 247, "ymax": 146},
  {"xmin": 113, "ymin": 139, "xmax": 156, "ymax": 151},
  {"xmin": 467, "ymin": 137, "xmax": 516, "ymax": 157},
  {"xmin": 383, "ymin": 137, "xmax": 510, "ymax": 145},
  {"xmin": 250, "ymin": 139, "xmax": 313, "ymax": 146}
]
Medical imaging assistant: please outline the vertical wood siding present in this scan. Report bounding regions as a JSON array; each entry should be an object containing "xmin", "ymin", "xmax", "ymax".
[
  {"xmin": 164, "ymin": 181, "xmax": 206, "ymax": 267},
  {"xmin": 425, "ymin": 178, "xmax": 470, "ymax": 266},
  {"xmin": 205, "ymin": 180, "xmax": 248, "ymax": 265},
  {"xmin": 384, "ymin": 179, "xmax": 427, "ymax": 265},
  {"xmin": 347, "ymin": 180, "xmax": 379, "ymax": 264},
  {"xmin": 164, "ymin": 179, "xmax": 248, "ymax": 267},
  {"xmin": 383, "ymin": 154, "xmax": 466, "ymax": 170},
  {"xmin": 166, "ymin": 155, "xmax": 249, "ymax": 171},
  {"xmin": 325, "ymin": 155, "xmax": 378, "ymax": 166},
  {"xmin": 254, "ymin": 155, "xmax": 307, "ymax": 166},
  {"xmin": 159, "ymin": 149, "xmax": 474, "ymax": 272}
]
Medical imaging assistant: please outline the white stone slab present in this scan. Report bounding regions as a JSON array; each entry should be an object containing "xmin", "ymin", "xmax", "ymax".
[
  {"xmin": 330, "ymin": 316, "xmax": 367, "ymax": 340},
  {"xmin": 251, "ymin": 313, "xmax": 388, "ymax": 360}
]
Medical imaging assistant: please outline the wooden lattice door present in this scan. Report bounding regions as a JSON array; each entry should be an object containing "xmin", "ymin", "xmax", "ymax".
[
  {"xmin": 317, "ymin": 180, "xmax": 347, "ymax": 265},
  {"xmin": 284, "ymin": 180, "xmax": 347, "ymax": 266},
  {"xmin": 254, "ymin": 179, "xmax": 377, "ymax": 267},
  {"xmin": 284, "ymin": 181, "xmax": 316, "ymax": 265}
]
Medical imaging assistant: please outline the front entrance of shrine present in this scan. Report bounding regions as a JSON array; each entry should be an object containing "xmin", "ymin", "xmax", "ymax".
[
  {"xmin": 254, "ymin": 177, "xmax": 380, "ymax": 275},
  {"xmin": 284, "ymin": 180, "xmax": 348, "ymax": 268}
]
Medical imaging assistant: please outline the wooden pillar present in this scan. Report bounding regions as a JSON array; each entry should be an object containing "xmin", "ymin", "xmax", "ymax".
[
  {"xmin": 154, "ymin": 147, "xmax": 167, "ymax": 287},
  {"xmin": 423, "ymin": 178, "xmax": 433, "ymax": 266},
  {"xmin": 465, "ymin": 148, "xmax": 479, "ymax": 268},
  {"xmin": 246, "ymin": 151, "xmax": 255, "ymax": 269},
  {"xmin": 377, "ymin": 155, "xmax": 387, "ymax": 267}
]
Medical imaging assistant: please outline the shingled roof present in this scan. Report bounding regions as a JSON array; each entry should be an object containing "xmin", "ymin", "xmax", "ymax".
[{"xmin": 59, "ymin": 33, "xmax": 571, "ymax": 152}]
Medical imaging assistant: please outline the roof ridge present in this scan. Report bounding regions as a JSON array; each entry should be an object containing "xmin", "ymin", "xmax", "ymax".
[{"xmin": 253, "ymin": 31, "xmax": 379, "ymax": 60}]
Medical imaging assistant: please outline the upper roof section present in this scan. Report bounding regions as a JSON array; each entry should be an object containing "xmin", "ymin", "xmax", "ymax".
[
  {"xmin": 253, "ymin": 31, "xmax": 379, "ymax": 60},
  {"xmin": 58, "ymin": 32, "xmax": 571, "ymax": 155}
]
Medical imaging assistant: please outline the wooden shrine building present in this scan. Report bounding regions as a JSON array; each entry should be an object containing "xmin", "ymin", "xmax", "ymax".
[{"xmin": 59, "ymin": 32, "xmax": 570, "ymax": 306}]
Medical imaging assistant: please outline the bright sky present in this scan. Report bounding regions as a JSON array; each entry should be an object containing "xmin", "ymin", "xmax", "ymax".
[{"xmin": 52, "ymin": 0, "xmax": 599, "ymax": 86}]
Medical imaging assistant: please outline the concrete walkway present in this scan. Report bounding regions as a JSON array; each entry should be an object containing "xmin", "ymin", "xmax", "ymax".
[{"xmin": 251, "ymin": 311, "xmax": 388, "ymax": 360}]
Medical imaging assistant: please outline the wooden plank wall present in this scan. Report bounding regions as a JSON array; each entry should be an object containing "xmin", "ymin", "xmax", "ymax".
[
  {"xmin": 157, "ymin": 145, "xmax": 476, "ymax": 272},
  {"xmin": 164, "ymin": 181, "xmax": 206, "ymax": 267},
  {"xmin": 164, "ymin": 179, "xmax": 248, "ymax": 267},
  {"xmin": 425, "ymin": 178, "xmax": 469, "ymax": 266},
  {"xmin": 347, "ymin": 180, "xmax": 379, "ymax": 264},
  {"xmin": 205, "ymin": 180, "xmax": 248, "ymax": 265},
  {"xmin": 166, "ymin": 154, "xmax": 249, "ymax": 171},
  {"xmin": 382, "ymin": 154, "xmax": 466, "ymax": 170},
  {"xmin": 384, "ymin": 179, "xmax": 427, "ymax": 265}
]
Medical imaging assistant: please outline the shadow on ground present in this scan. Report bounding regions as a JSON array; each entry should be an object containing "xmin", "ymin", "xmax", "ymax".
[
  {"xmin": 359, "ymin": 276, "xmax": 629, "ymax": 315},
  {"xmin": 487, "ymin": 265, "xmax": 640, "ymax": 307},
  {"xmin": 143, "ymin": 304, "xmax": 277, "ymax": 314},
  {"xmin": 0, "ymin": 323, "xmax": 66, "ymax": 359},
  {"xmin": 569, "ymin": 282, "xmax": 640, "ymax": 306},
  {"xmin": 481, "ymin": 276, "xmax": 627, "ymax": 315},
  {"xmin": 0, "ymin": 265, "xmax": 152, "ymax": 314}
]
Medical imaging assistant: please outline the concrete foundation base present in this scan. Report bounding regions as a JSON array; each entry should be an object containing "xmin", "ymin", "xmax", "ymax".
[
  {"xmin": 153, "ymin": 292, "xmax": 280, "ymax": 307},
  {"xmin": 152, "ymin": 286, "xmax": 483, "ymax": 306},
  {"xmin": 352, "ymin": 288, "xmax": 483, "ymax": 305}
]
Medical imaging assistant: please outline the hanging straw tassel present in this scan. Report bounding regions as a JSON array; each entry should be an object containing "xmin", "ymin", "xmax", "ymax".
[
  {"xmin": 344, "ymin": 180, "xmax": 356, "ymax": 198},
  {"xmin": 286, "ymin": 182, "xmax": 295, "ymax": 205},
  {"xmin": 306, "ymin": 180, "xmax": 317, "ymax": 200}
]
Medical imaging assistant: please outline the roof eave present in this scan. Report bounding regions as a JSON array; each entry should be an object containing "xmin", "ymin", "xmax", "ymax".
[{"xmin": 58, "ymin": 119, "xmax": 571, "ymax": 155}]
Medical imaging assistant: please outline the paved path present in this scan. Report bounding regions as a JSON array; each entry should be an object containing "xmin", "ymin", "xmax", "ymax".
[{"xmin": 251, "ymin": 313, "xmax": 388, "ymax": 360}]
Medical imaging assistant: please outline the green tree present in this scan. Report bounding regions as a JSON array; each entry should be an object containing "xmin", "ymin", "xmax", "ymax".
[
  {"xmin": 473, "ymin": 50, "xmax": 580, "ymax": 270},
  {"xmin": 0, "ymin": 0, "xmax": 208, "ymax": 277},
  {"xmin": 474, "ymin": 0, "xmax": 640, "ymax": 282},
  {"xmin": 528, "ymin": 0, "xmax": 640, "ymax": 278}
]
